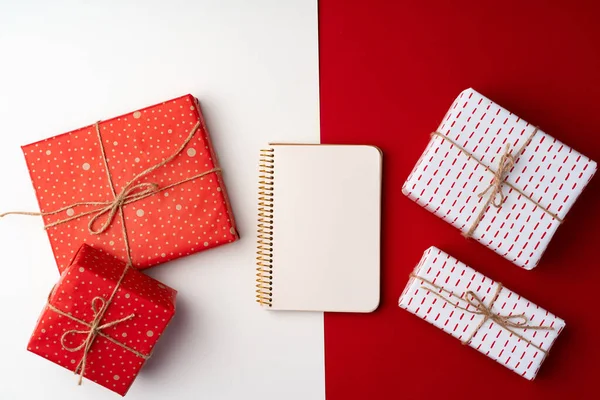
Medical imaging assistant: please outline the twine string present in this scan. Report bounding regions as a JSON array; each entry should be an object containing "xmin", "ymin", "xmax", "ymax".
[
  {"xmin": 87, "ymin": 182, "xmax": 159, "ymax": 235},
  {"xmin": 410, "ymin": 274, "xmax": 554, "ymax": 353},
  {"xmin": 430, "ymin": 127, "xmax": 563, "ymax": 238},
  {"xmin": 476, "ymin": 144, "xmax": 515, "ymax": 208},
  {"xmin": 57, "ymin": 297, "xmax": 135, "ymax": 384},
  {"xmin": 464, "ymin": 144, "xmax": 515, "ymax": 237},
  {"xmin": 60, "ymin": 298, "xmax": 136, "ymax": 351}
]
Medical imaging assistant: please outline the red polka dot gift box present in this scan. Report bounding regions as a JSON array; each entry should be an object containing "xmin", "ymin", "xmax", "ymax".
[
  {"xmin": 28, "ymin": 244, "xmax": 177, "ymax": 396},
  {"xmin": 399, "ymin": 247, "xmax": 564, "ymax": 380},
  {"xmin": 402, "ymin": 89, "xmax": 596, "ymax": 269},
  {"xmin": 20, "ymin": 94, "xmax": 238, "ymax": 273}
]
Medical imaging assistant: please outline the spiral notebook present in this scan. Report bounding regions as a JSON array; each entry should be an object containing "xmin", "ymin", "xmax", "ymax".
[{"xmin": 256, "ymin": 144, "xmax": 382, "ymax": 312}]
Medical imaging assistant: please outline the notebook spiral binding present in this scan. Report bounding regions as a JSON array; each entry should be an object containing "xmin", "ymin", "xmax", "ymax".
[{"xmin": 256, "ymin": 148, "xmax": 275, "ymax": 306}]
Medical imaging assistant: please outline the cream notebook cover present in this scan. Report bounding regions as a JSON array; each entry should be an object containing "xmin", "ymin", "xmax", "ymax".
[{"xmin": 256, "ymin": 144, "xmax": 382, "ymax": 312}]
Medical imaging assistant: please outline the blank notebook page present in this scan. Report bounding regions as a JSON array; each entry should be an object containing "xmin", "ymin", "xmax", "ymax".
[{"xmin": 270, "ymin": 144, "xmax": 381, "ymax": 312}]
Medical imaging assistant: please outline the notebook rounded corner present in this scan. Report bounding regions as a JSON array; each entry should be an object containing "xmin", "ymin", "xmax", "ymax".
[{"xmin": 361, "ymin": 294, "xmax": 381, "ymax": 313}]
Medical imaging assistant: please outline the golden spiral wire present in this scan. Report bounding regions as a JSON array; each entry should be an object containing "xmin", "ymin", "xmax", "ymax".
[{"xmin": 256, "ymin": 148, "xmax": 274, "ymax": 306}]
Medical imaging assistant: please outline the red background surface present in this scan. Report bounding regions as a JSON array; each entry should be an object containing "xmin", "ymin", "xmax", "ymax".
[{"xmin": 319, "ymin": 1, "xmax": 600, "ymax": 399}]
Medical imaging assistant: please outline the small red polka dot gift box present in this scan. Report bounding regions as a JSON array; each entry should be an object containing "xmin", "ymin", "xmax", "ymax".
[
  {"xmin": 399, "ymin": 247, "xmax": 564, "ymax": 380},
  {"xmin": 28, "ymin": 244, "xmax": 177, "ymax": 396},
  {"xmin": 402, "ymin": 89, "xmax": 596, "ymax": 269},
  {"xmin": 20, "ymin": 94, "xmax": 238, "ymax": 273}
]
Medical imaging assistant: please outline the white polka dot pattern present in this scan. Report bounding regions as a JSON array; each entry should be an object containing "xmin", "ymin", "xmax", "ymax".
[
  {"xmin": 21, "ymin": 94, "xmax": 239, "ymax": 273},
  {"xmin": 27, "ymin": 244, "xmax": 177, "ymax": 396},
  {"xmin": 398, "ymin": 247, "xmax": 565, "ymax": 380},
  {"xmin": 402, "ymin": 89, "xmax": 597, "ymax": 269}
]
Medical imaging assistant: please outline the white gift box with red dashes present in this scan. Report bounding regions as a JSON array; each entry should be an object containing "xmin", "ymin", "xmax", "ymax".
[
  {"xmin": 402, "ymin": 89, "xmax": 596, "ymax": 269},
  {"xmin": 399, "ymin": 247, "xmax": 564, "ymax": 380}
]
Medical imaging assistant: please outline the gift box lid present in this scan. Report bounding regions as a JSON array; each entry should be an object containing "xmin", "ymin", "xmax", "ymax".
[
  {"xmin": 402, "ymin": 89, "xmax": 597, "ymax": 268},
  {"xmin": 21, "ymin": 94, "xmax": 239, "ymax": 272},
  {"xmin": 29, "ymin": 244, "xmax": 177, "ymax": 396}
]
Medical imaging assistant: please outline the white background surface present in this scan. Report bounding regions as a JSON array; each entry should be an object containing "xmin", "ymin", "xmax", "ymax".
[{"xmin": 0, "ymin": 1, "xmax": 324, "ymax": 399}]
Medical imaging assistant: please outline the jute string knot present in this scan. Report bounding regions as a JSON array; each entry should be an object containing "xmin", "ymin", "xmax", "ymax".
[
  {"xmin": 431, "ymin": 128, "xmax": 563, "ymax": 238},
  {"xmin": 411, "ymin": 274, "xmax": 554, "ymax": 353},
  {"xmin": 461, "ymin": 290, "xmax": 532, "ymax": 332},
  {"xmin": 477, "ymin": 144, "xmax": 514, "ymax": 208},
  {"xmin": 47, "ymin": 261, "xmax": 151, "ymax": 386},
  {"xmin": 88, "ymin": 182, "xmax": 159, "ymax": 235},
  {"xmin": 59, "ymin": 296, "xmax": 135, "ymax": 385}
]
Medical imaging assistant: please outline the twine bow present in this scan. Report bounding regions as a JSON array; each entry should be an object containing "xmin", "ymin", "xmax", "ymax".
[
  {"xmin": 47, "ymin": 261, "xmax": 151, "ymax": 385},
  {"xmin": 86, "ymin": 182, "xmax": 160, "ymax": 235},
  {"xmin": 477, "ymin": 145, "xmax": 515, "ymax": 209},
  {"xmin": 412, "ymin": 274, "xmax": 554, "ymax": 353},
  {"xmin": 55, "ymin": 297, "xmax": 136, "ymax": 384},
  {"xmin": 431, "ymin": 128, "xmax": 563, "ymax": 238}
]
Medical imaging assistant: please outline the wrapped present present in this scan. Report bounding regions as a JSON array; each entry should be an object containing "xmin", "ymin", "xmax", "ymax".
[
  {"xmin": 402, "ymin": 89, "xmax": 596, "ymax": 269},
  {"xmin": 399, "ymin": 246, "xmax": 564, "ymax": 380},
  {"xmin": 28, "ymin": 244, "xmax": 177, "ymax": 396},
  {"xmin": 11, "ymin": 94, "xmax": 238, "ymax": 273}
]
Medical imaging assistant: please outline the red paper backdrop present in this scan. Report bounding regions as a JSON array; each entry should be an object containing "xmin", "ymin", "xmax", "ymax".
[{"xmin": 319, "ymin": 1, "xmax": 600, "ymax": 399}]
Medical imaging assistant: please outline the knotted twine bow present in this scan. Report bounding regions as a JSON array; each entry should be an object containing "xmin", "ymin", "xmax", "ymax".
[
  {"xmin": 3, "ymin": 99, "xmax": 214, "ymax": 384},
  {"xmin": 410, "ymin": 273, "xmax": 554, "ymax": 353},
  {"xmin": 44, "ymin": 244, "xmax": 152, "ymax": 385},
  {"xmin": 477, "ymin": 144, "xmax": 515, "ymax": 209},
  {"xmin": 47, "ymin": 293, "xmax": 149, "ymax": 385},
  {"xmin": 431, "ymin": 127, "xmax": 563, "ymax": 238}
]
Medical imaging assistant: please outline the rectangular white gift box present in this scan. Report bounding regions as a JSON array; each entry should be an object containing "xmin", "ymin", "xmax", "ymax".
[
  {"xmin": 399, "ymin": 247, "xmax": 565, "ymax": 380},
  {"xmin": 402, "ymin": 89, "xmax": 596, "ymax": 269}
]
